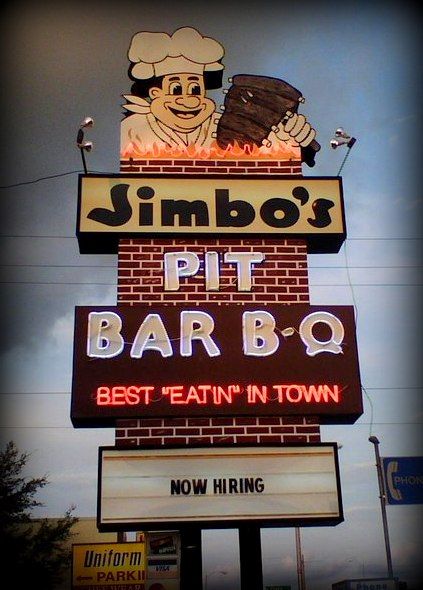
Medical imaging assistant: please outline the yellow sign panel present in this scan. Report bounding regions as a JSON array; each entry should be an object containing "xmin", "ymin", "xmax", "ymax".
[
  {"xmin": 77, "ymin": 175, "xmax": 345, "ymax": 254},
  {"xmin": 72, "ymin": 542, "xmax": 146, "ymax": 589}
]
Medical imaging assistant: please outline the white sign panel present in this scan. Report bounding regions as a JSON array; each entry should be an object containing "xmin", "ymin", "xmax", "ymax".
[{"xmin": 98, "ymin": 445, "xmax": 342, "ymax": 529}]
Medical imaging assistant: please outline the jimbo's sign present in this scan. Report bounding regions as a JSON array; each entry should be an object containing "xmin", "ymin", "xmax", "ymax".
[
  {"xmin": 77, "ymin": 175, "xmax": 345, "ymax": 254},
  {"xmin": 71, "ymin": 304, "xmax": 362, "ymax": 426}
]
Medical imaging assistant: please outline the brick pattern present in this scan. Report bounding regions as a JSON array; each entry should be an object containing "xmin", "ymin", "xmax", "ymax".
[
  {"xmin": 115, "ymin": 416, "xmax": 321, "ymax": 448},
  {"xmin": 118, "ymin": 238, "xmax": 309, "ymax": 305},
  {"xmin": 115, "ymin": 158, "xmax": 320, "ymax": 447},
  {"xmin": 120, "ymin": 158, "xmax": 302, "ymax": 176}
]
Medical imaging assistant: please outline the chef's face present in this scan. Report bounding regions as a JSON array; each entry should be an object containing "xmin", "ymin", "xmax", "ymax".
[{"xmin": 149, "ymin": 74, "xmax": 215, "ymax": 132}]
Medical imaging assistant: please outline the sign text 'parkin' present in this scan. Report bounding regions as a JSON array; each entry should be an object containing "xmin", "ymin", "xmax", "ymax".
[
  {"xmin": 77, "ymin": 175, "xmax": 345, "ymax": 254},
  {"xmin": 71, "ymin": 304, "xmax": 363, "ymax": 425},
  {"xmin": 72, "ymin": 542, "xmax": 145, "ymax": 589}
]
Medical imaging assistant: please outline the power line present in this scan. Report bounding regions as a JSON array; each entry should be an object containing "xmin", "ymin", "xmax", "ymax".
[
  {"xmin": 0, "ymin": 170, "xmax": 82, "ymax": 189},
  {"xmin": 0, "ymin": 235, "xmax": 422, "ymax": 241},
  {"xmin": 1, "ymin": 264, "xmax": 421, "ymax": 270},
  {"xmin": 1, "ymin": 281, "xmax": 421, "ymax": 287},
  {"xmin": 1, "ymin": 386, "xmax": 420, "ymax": 395},
  {"xmin": 1, "ymin": 421, "xmax": 421, "ymax": 429}
]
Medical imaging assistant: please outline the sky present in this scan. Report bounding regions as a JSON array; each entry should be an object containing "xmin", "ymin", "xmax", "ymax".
[{"xmin": 0, "ymin": 1, "xmax": 422, "ymax": 589}]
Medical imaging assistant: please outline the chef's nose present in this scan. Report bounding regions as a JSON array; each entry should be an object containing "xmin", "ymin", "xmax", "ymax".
[{"xmin": 175, "ymin": 96, "xmax": 201, "ymax": 108}]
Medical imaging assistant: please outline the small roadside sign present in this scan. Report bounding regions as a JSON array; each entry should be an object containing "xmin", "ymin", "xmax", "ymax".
[
  {"xmin": 72, "ymin": 542, "xmax": 146, "ymax": 589},
  {"xmin": 382, "ymin": 456, "xmax": 423, "ymax": 505}
]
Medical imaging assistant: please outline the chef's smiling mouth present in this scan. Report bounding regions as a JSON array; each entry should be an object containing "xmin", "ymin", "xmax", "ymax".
[{"xmin": 168, "ymin": 106, "xmax": 202, "ymax": 119}]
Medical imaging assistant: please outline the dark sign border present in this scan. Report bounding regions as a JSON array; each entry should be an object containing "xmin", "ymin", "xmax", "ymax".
[
  {"xmin": 71, "ymin": 304, "xmax": 363, "ymax": 427},
  {"xmin": 76, "ymin": 174, "xmax": 346, "ymax": 254}
]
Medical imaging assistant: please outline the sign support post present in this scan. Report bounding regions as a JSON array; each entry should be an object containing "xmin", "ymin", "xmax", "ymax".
[
  {"xmin": 295, "ymin": 527, "xmax": 306, "ymax": 590},
  {"xmin": 369, "ymin": 436, "xmax": 394, "ymax": 578},
  {"xmin": 239, "ymin": 524, "xmax": 263, "ymax": 590},
  {"xmin": 180, "ymin": 525, "xmax": 202, "ymax": 589}
]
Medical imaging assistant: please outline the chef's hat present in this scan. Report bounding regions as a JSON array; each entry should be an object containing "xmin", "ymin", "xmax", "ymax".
[{"xmin": 128, "ymin": 27, "xmax": 224, "ymax": 80}]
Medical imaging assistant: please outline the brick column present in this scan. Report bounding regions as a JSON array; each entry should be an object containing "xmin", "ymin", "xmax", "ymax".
[{"xmin": 115, "ymin": 158, "xmax": 320, "ymax": 447}]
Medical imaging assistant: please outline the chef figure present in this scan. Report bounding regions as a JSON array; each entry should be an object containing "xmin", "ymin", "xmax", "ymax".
[{"xmin": 121, "ymin": 27, "xmax": 316, "ymax": 155}]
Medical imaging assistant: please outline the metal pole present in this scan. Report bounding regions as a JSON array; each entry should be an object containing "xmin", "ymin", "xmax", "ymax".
[
  {"xmin": 295, "ymin": 527, "xmax": 306, "ymax": 590},
  {"xmin": 369, "ymin": 436, "xmax": 394, "ymax": 578},
  {"xmin": 239, "ymin": 524, "xmax": 263, "ymax": 590},
  {"xmin": 79, "ymin": 147, "xmax": 88, "ymax": 174},
  {"xmin": 180, "ymin": 525, "xmax": 202, "ymax": 589}
]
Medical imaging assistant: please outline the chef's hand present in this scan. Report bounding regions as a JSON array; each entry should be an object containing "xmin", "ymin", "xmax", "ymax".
[{"xmin": 272, "ymin": 112, "xmax": 316, "ymax": 147}]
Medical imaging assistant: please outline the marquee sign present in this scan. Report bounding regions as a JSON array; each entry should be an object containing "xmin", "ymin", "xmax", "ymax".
[
  {"xmin": 76, "ymin": 174, "xmax": 345, "ymax": 254},
  {"xmin": 98, "ymin": 445, "xmax": 343, "ymax": 530},
  {"xmin": 70, "ymin": 304, "xmax": 362, "ymax": 426}
]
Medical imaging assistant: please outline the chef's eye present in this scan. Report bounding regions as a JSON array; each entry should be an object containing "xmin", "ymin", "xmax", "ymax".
[
  {"xmin": 188, "ymin": 83, "xmax": 201, "ymax": 95},
  {"xmin": 169, "ymin": 83, "xmax": 183, "ymax": 95}
]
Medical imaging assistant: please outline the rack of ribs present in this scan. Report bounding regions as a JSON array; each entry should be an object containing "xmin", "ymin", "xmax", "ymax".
[{"xmin": 216, "ymin": 74, "xmax": 320, "ymax": 166}]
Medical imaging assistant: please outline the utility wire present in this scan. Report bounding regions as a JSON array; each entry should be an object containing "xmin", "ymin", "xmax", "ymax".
[
  {"xmin": 1, "ymin": 264, "xmax": 421, "ymax": 269},
  {"xmin": 1, "ymin": 422, "xmax": 421, "ymax": 429},
  {"xmin": 0, "ymin": 170, "xmax": 83, "ymax": 189},
  {"xmin": 1, "ymin": 281, "xmax": 421, "ymax": 286},
  {"xmin": 1, "ymin": 386, "xmax": 420, "ymax": 395}
]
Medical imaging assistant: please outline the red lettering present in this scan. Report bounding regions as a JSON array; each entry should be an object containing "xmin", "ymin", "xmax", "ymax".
[
  {"xmin": 96, "ymin": 386, "xmax": 153, "ymax": 406},
  {"xmin": 95, "ymin": 383, "xmax": 340, "ymax": 407}
]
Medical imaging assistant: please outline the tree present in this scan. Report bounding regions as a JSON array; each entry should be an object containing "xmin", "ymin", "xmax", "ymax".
[{"xmin": 0, "ymin": 440, "xmax": 78, "ymax": 587}]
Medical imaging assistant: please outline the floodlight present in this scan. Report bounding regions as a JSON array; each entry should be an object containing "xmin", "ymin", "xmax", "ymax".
[
  {"xmin": 80, "ymin": 116, "xmax": 94, "ymax": 128},
  {"xmin": 335, "ymin": 127, "xmax": 348, "ymax": 138},
  {"xmin": 76, "ymin": 117, "xmax": 94, "ymax": 174},
  {"xmin": 80, "ymin": 140, "xmax": 93, "ymax": 152},
  {"xmin": 330, "ymin": 136, "xmax": 356, "ymax": 149}
]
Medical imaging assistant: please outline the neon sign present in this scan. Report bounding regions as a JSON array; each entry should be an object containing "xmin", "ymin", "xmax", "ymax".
[
  {"xmin": 71, "ymin": 304, "xmax": 362, "ymax": 426},
  {"xmin": 164, "ymin": 251, "xmax": 265, "ymax": 291},
  {"xmin": 95, "ymin": 383, "xmax": 340, "ymax": 406},
  {"xmin": 86, "ymin": 309, "xmax": 344, "ymax": 359}
]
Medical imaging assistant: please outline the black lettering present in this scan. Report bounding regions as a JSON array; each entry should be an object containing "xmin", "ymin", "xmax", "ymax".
[
  {"xmin": 292, "ymin": 186, "xmax": 309, "ymax": 206},
  {"xmin": 138, "ymin": 202, "xmax": 153, "ymax": 225},
  {"xmin": 244, "ymin": 478, "xmax": 255, "ymax": 493},
  {"xmin": 84, "ymin": 550, "xmax": 93, "ymax": 567},
  {"xmin": 255, "ymin": 478, "xmax": 265, "ymax": 493},
  {"xmin": 180, "ymin": 479, "xmax": 191, "ymax": 494},
  {"xmin": 161, "ymin": 199, "xmax": 209, "ymax": 226},
  {"xmin": 130, "ymin": 552, "xmax": 142, "ymax": 566},
  {"xmin": 192, "ymin": 478, "xmax": 208, "ymax": 494},
  {"xmin": 307, "ymin": 198, "xmax": 334, "ymax": 228},
  {"xmin": 215, "ymin": 189, "xmax": 255, "ymax": 227},
  {"xmin": 138, "ymin": 186, "xmax": 154, "ymax": 225},
  {"xmin": 260, "ymin": 198, "xmax": 300, "ymax": 228},
  {"xmin": 213, "ymin": 478, "xmax": 225, "ymax": 494},
  {"xmin": 170, "ymin": 479, "xmax": 181, "ymax": 495},
  {"xmin": 87, "ymin": 184, "xmax": 132, "ymax": 226},
  {"xmin": 228, "ymin": 478, "xmax": 238, "ymax": 493}
]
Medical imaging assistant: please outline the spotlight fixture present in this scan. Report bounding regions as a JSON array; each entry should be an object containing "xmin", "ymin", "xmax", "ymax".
[
  {"xmin": 330, "ymin": 127, "xmax": 357, "ymax": 175},
  {"xmin": 335, "ymin": 127, "xmax": 348, "ymax": 138},
  {"xmin": 79, "ymin": 140, "xmax": 93, "ymax": 152},
  {"xmin": 330, "ymin": 136, "xmax": 356, "ymax": 149},
  {"xmin": 76, "ymin": 117, "xmax": 94, "ymax": 174},
  {"xmin": 330, "ymin": 127, "xmax": 356, "ymax": 149},
  {"xmin": 80, "ymin": 116, "xmax": 94, "ymax": 128}
]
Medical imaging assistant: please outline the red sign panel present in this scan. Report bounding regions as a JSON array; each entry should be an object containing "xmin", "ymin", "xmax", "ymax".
[{"xmin": 71, "ymin": 304, "xmax": 362, "ymax": 426}]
